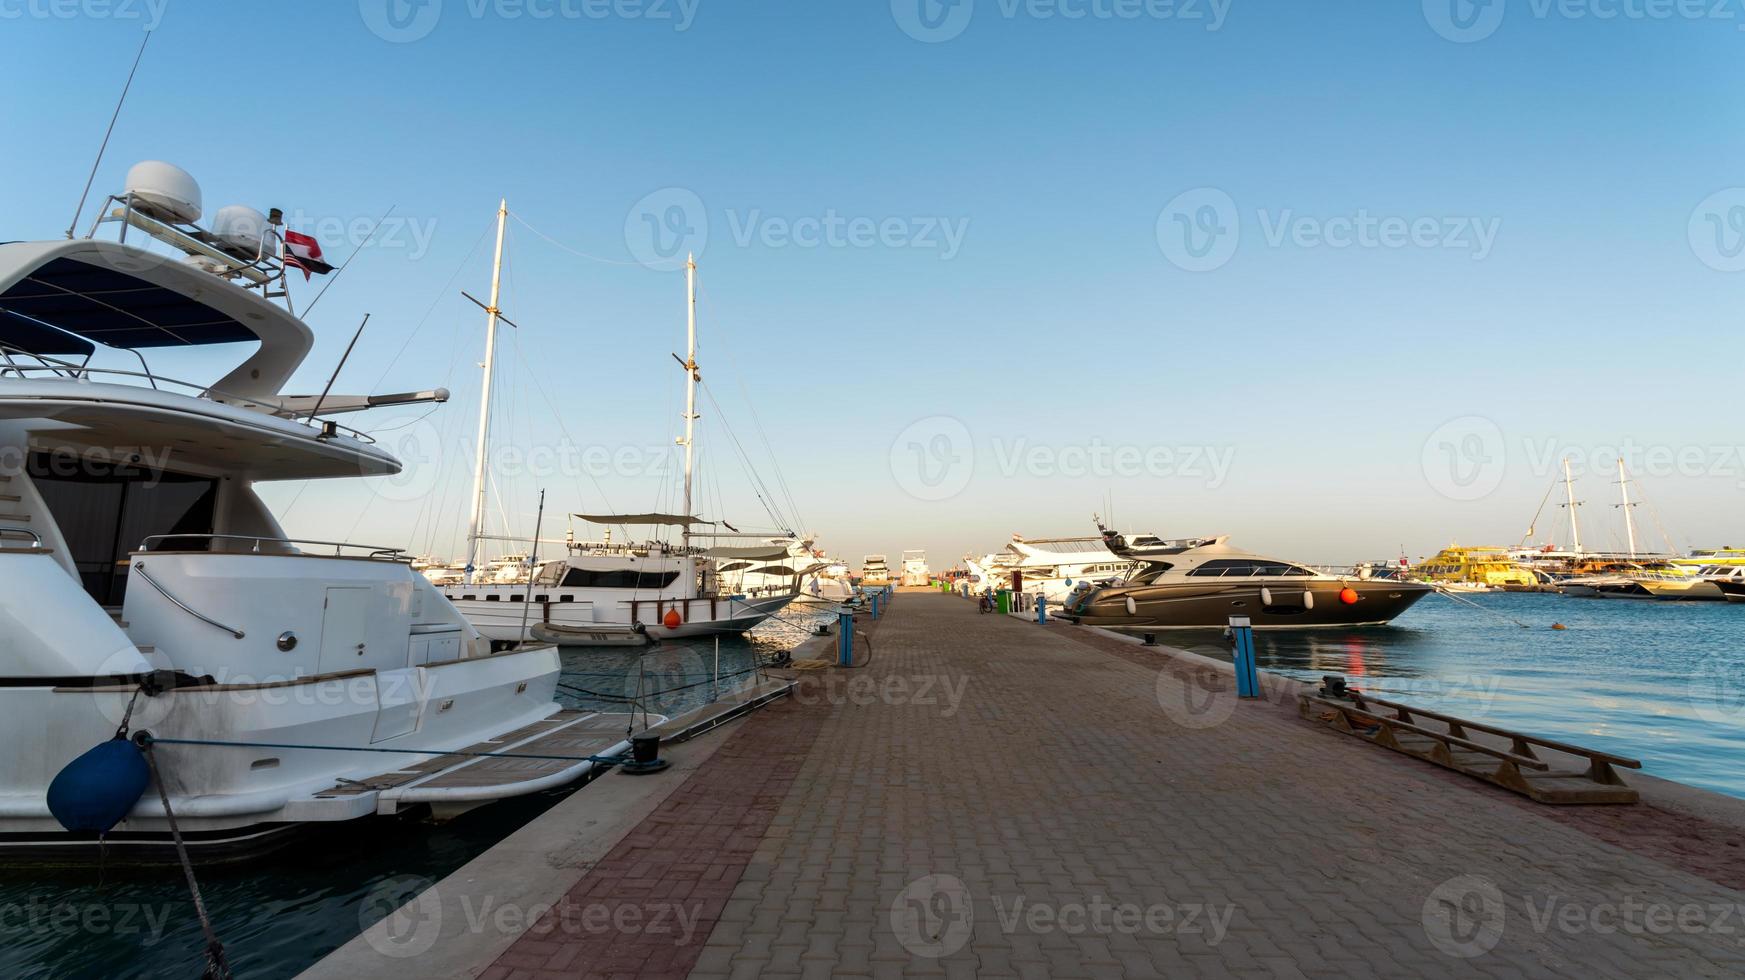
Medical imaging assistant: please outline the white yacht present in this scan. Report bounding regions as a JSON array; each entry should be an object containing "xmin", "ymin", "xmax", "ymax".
[
  {"xmin": 899, "ymin": 550, "xmax": 931, "ymax": 587},
  {"xmin": 0, "ymin": 164, "xmax": 630, "ymax": 857},
  {"xmin": 859, "ymin": 554, "xmax": 891, "ymax": 587},
  {"xmin": 440, "ymin": 235, "xmax": 797, "ymax": 645},
  {"xmin": 967, "ymin": 534, "xmax": 1136, "ymax": 602}
]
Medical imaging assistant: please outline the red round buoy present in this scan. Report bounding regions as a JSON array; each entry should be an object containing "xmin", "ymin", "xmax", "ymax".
[
  {"xmin": 1339, "ymin": 588, "xmax": 1359, "ymax": 605},
  {"xmin": 662, "ymin": 608, "xmax": 682, "ymax": 629}
]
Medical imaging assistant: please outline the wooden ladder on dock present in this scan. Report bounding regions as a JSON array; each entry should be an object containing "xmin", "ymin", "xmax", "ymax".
[{"xmin": 1298, "ymin": 690, "xmax": 1642, "ymax": 804}]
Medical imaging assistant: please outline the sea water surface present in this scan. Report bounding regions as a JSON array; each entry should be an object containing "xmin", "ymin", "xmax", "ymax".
[
  {"xmin": 1175, "ymin": 591, "xmax": 1745, "ymax": 799},
  {"xmin": 0, "ymin": 602, "xmax": 834, "ymax": 980}
]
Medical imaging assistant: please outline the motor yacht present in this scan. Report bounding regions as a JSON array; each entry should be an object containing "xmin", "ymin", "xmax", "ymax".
[
  {"xmin": 860, "ymin": 554, "xmax": 891, "ymax": 587},
  {"xmin": 900, "ymin": 550, "xmax": 931, "ymax": 587},
  {"xmin": 966, "ymin": 534, "xmax": 1135, "ymax": 603},
  {"xmin": 0, "ymin": 163, "xmax": 622, "ymax": 858},
  {"xmin": 1064, "ymin": 524, "xmax": 1431, "ymax": 629}
]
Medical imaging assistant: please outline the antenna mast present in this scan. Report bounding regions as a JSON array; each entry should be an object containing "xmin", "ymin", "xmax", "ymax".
[
  {"xmin": 1615, "ymin": 457, "xmax": 1638, "ymax": 559},
  {"xmin": 464, "ymin": 199, "xmax": 509, "ymax": 583},
  {"xmin": 1560, "ymin": 457, "xmax": 1584, "ymax": 555},
  {"xmin": 66, "ymin": 30, "xmax": 152, "ymax": 240}
]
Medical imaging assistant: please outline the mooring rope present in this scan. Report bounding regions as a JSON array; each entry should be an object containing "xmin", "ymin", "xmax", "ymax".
[
  {"xmin": 139, "ymin": 742, "xmax": 232, "ymax": 980},
  {"xmin": 1428, "ymin": 586, "xmax": 1533, "ymax": 629}
]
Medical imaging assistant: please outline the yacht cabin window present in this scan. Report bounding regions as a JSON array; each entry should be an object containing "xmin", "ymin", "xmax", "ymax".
[{"xmin": 1187, "ymin": 559, "xmax": 1314, "ymax": 578}]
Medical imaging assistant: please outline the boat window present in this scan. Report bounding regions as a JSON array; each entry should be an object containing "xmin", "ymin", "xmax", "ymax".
[
  {"xmin": 1128, "ymin": 562, "xmax": 1174, "ymax": 584},
  {"xmin": 558, "ymin": 567, "xmax": 681, "ymax": 589},
  {"xmin": 27, "ymin": 452, "xmax": 217, "ymax": 606}
]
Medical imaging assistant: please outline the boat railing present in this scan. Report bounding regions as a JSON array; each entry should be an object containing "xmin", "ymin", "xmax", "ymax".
[
  {"xmin": 0, "ymin": 362, "xmax": 378, "ymax": 444},
  {"xmin": 0, "ymin": 526, "xmax": 44, "ymax": 550},
  {"xmin": 139, "ymin": 534, "xmax": 411, "ymax": 562},
  {"xmin": 130, "ymin": 560, "xmax": 247, "ymax": 639}
]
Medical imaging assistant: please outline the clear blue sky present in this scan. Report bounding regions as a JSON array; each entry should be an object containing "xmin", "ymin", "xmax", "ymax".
[{"xmin": 4, "ymin": 2, "xmax": 1743, "ymax": 565}]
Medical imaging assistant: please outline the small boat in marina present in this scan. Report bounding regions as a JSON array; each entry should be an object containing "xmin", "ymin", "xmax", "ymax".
[
  {"xmin": 1064, "ymin": 522, "xmax": 1432, "ymax": 630},
  {"xmin": 1715, "ymin": 579, "xmax": 1745, "ymax": 603},
  {"xmin": 966, "ymin": 533, "xmax": 1136, "ymax": 602},
  {"xmin": 0, "ymin": 164, "xmax": 618, "ymax": 858},
  {"xmin": 1407, "ymin": 546, "xmax": 1541, "ymax": 591}
]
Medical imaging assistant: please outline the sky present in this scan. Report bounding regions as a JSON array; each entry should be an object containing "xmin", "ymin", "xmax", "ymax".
[{"xmin": 3, "ymin": 0, "xmax": 1744, "ymax": 567}]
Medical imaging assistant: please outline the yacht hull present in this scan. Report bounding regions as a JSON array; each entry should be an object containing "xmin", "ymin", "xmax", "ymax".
[
  {"xmin": 1066, "ymin": 581, "xmax": 1431, "ymax": 629},
  {"xmin": 450, "ymin": 590, "xmax": 799, "ymax": 646}
]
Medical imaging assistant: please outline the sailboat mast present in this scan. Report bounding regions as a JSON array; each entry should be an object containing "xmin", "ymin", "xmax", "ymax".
[
  {"xmin": 464, "ymin": 199, "xmax": 509, "ymax": 583},
  {"xmin": 1562, "ymin": 457, "xmax": 1583, "ymax": 555},
  {"xmin": 1617, "ymin": 457, "xmax": 1638, "ymax": 558},
  {"xmin": 681, "ymin": 252, "xmax": 699, "ymax": 546}
]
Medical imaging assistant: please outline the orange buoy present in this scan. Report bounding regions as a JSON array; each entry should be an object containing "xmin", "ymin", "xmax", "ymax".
[
  {"xmin": 1339, "ymin": 588, "xmax": 1359, "ymax": 605},
  {"xmin": 662, "ymin": 608, "xmax": 682, "ymax": 629},
  {"xmin": 1551, "ymin": 622, "xmax": 1567, "ymax": 631}
]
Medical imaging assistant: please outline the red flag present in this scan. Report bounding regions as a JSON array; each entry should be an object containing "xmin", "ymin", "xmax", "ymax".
[{"xmin": 282, "ymin": 230, "xmax": 334, "ymax": 280}]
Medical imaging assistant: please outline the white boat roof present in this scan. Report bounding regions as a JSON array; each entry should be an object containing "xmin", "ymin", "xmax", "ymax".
[{"xmin": 0, "ymin": 239, "xmax": 313, "ymax": 400}]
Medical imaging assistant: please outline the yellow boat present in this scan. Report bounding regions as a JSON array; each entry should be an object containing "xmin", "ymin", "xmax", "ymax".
[{"xmin": 1410, "ymin": 546, "xmax": 1540, "ymax": 590}]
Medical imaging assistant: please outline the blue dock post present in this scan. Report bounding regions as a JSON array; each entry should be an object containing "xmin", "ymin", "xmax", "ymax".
[
  {"xmin": 871, "ymin": 592, "xmax": 881, "ymax": 620},
  {"xmin": 1229, "ymin": 615, "xmax": 1260, "ymax": 699},
  {"xmin": 1036, "ymin": 595, "xmax": 1048, "ymax": 624},
  {"xmin": 838, "ymin": 610, "xmax": 854, "ymax": 666}
]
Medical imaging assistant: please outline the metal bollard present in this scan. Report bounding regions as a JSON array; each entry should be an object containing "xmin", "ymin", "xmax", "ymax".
[
  {"xmin": 1228, "ymin": 615, "xmax": 1260, "ymax": 699},
  {"xmin": 1036, "ymin": 595, "xmax": 1048, "ymax": 624},
  {"xmin": 871, "ymin": 593, "xmax": 881, "ymax": 620},
  {"xmin": 838, "ymin": 610, "xmax": 854, "ymax": 666}
]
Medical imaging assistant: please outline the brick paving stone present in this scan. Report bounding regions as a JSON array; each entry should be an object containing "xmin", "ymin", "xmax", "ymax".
[{"xmin": 681, "ymin": 594, "xmax": 1745, "ymax": 978}]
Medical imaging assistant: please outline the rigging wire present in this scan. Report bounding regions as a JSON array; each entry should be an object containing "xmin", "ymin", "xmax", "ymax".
[{"xmin": 510, "ymin": 211, "xmax": 650, "ymax": 267}]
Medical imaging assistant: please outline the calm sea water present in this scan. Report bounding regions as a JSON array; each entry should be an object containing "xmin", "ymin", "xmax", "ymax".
[
  {"xmin": 0, "ymin": 602, "xmax": 834, "ymax": 980},
  {"xmin": 1171, "ymin": 592, "xmax": 1745, "ymax": 799}
]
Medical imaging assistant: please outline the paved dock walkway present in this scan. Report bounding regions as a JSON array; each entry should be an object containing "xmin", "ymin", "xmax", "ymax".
[{"xmin": 479, "ymin": 593, "xmax": 1745, "ymax": 979}]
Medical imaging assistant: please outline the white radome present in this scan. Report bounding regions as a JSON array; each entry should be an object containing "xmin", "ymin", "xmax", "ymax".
[
  {"xmin": 211, "ymin": 204, "xmax": 272, "ymax": 258},
  {"xmin": 123, "ymin": 160, "xmax": 203, "ymax": 224}
]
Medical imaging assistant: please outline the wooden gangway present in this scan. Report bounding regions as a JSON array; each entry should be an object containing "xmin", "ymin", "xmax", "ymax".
[{"xmin": 1299, "ymin": 688, "xmax": 1642, "ymax": 804}]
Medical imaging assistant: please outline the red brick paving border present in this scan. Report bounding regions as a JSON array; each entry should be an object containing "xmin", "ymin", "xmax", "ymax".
[
  {"xmin": 478, "ymin": 605, "xmax": 895, "ymax": 980},
  {"xmin": 1057, "ymin": 620, "xmax": 1745, "ymax": 892}
]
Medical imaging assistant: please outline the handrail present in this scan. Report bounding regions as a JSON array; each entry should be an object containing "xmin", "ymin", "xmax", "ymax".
[
  {"xmin": 0, "ymin": 362, "xmax": 378, "ymax": 445},
  {"xmin": 0, "ymin": 526, "xmax": 43, "ymax": 548},
  {"xmin": 140, "ymin": 533, "xmax": 409, "ymax": 560},
  {"xmin": 131, "ymin": 561, "xmax": 246, "ymax": 639}
]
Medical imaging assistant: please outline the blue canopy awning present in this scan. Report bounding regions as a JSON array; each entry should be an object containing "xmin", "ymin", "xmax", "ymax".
[{"xmin": 0, "ymin": 256, "xmax": 259, "ymax": 351}]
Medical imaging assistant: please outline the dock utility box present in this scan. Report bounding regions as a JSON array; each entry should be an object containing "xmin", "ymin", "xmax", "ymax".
[{"xmin": 1299, "ymin": 686, "xmax": 1641, "ymax": 804}]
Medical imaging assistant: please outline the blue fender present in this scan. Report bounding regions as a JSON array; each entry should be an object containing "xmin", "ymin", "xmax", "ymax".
[{"xmin": 47, "ymin": 737, "xmax": 151, "ymax": 834}]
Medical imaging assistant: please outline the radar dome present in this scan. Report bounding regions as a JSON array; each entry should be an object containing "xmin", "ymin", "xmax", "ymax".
[
  {"xmin": 124, "ymin": 161, "xmax": 202, "ymax": 224},
  {"xmin": 211, "ymin": 205, "xmax": 271, "ymax": 259}
]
